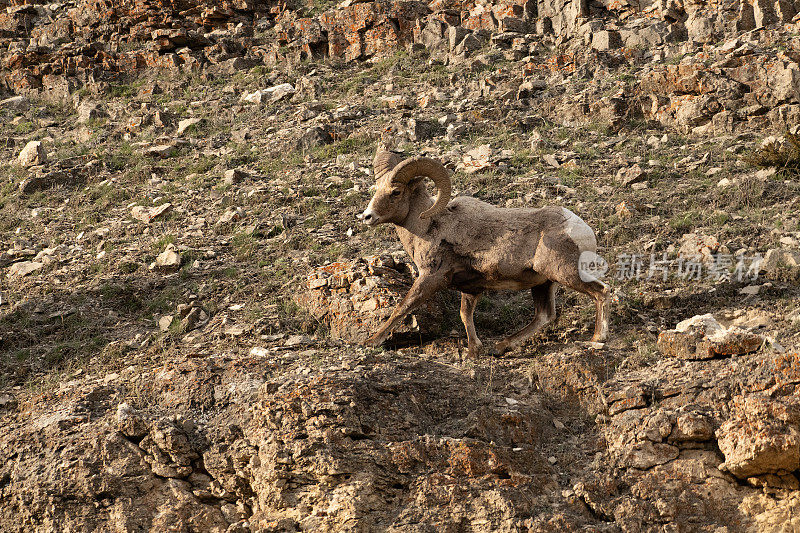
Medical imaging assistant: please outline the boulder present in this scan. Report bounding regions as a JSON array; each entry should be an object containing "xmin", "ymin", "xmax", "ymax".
[
  {"xmin": 18, "ymin": 141, "xmax": 46, "ymax": 167},
  {"xmin": 240, "ymin": 83, "xmax": 295, "ymax": 104},
  {"xmin": 592, "ymin": 30, "xmax": 622, "ymax": 51},
  {"xmin": 76, "ymin": 101, "xmax": 106, "ymax": 124},
  {"xmin": 150, "ymin": 244, "xmax": 182, "ymax": 272},
  {"xmin": 7, "ymin": 261, "xmax": 44, "ymax": 278},
  {"xmin": 657, "ymin": 314, "xmax": 764, "ymax": 359},
  {"xmin": 0, "ymin": 95, "xmax": 29, "ymax": 111},
  {"xmin": 717, "ymin": 395, "xmax": 800, "ymax": 479},
  {"xmin": 296, "ymin": 255, "xmax": 454, "ymax": 344}
]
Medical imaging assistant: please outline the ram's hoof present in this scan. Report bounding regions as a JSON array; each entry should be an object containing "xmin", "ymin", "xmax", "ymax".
[
  {"xmin": 486, "ymin": 345, "xmax": 501, "ymax": 357},
  {"xmin": 465, "ymin": 348, "xmax": 481, "ymax": 360}
]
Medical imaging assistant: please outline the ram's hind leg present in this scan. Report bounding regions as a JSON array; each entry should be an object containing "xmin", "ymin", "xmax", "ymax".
[
  {"xmin": 494, "ymin": 281, "xmax": 557, "ymax": 355},
  {"xmin": 534, "ymin": 235, "xmax": 611, "ymax": 343},
  {"xmin": 460, "ymin": 292, "xmax": 484, "ymax": 359}
]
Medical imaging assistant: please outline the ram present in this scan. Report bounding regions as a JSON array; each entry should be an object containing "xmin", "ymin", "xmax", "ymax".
[{"xmin": 359, "ymin": 149, "xmax": 611, "ymax": 358}]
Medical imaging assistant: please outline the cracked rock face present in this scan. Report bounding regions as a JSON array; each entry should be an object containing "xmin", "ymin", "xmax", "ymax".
[{"xmin": 0, "ymin": 355, "xmax": 571, "ymax": 532}]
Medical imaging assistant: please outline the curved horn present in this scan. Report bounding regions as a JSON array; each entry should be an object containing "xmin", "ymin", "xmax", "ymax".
[
  {"xmin": 373, "ymin": 150, "xmax": 403, "ymax": 179},
  {"xmin": 389, "ymin": 157, "xmax": 452, "ymax": 219}
]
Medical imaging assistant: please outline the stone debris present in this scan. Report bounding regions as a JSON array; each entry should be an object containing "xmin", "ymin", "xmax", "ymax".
[
  {"xmin": 657, "ymin": 313, "xmax": 764, "ymax": 359},
  {"xmin": 7, "ymin": 260, "xmax": 44, "ymax": 279},
  {"xmin": 176, "ymin": 117, "xmax": 204, "ymax": 135},
  {"xmin": 131, "ymin": 203, "xmax": 173, "ymax": 224},
  {"xmin": 150, "ymin": 243, "xmax": 182, "ymax": 272},
  {"xmin": 17, "ymin": 141, "xmax": 46, "ymax": 167},
  {"xmin": 240, "ymin": 83, "xmax": 295, "ymax": 104}
]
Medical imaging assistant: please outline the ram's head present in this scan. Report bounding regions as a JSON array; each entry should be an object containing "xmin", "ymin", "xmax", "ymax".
[{"xmin": 359, "ymin": 150, "xmax": 452, "ymax": 226}]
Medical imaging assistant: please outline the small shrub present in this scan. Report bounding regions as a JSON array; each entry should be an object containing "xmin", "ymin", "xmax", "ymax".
[{"xmin": 745, "ymin": 131, "xmax": 800, "ymax": 176}]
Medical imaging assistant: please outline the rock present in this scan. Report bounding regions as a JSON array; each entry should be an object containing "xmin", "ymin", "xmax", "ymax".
[
  {"xmin": 180, "ymin": 307, "xmax": 208, "ymax": 332},
  {"xmin": 158, "ymin": 315, "xmax": 175, "ymax": 332},
  {"xmin": 223, "ymin": 168, "xmax": 249, "ymax": 185},
  {"xmin": 131, "ymin": 203, "xmax": 173, "ymax": 223},
  {"xmin": 145, "ymin": 144, "xmax": 178, "ymax": 158},
  {"xmin": 0, "ymin": 392, "xmax": 18, "ymax": 411},
  {"xmin": 718, "ymin": 395, "xmax": 800, "ymax": 479},
  {"xmin": 176, "ymin": 118, "xmax": 204, "ymax": 135},
  {"xmin": 453, "ymin": 33, "xmax": 482, "ymax": 57},
  {"xmin": 739, "ymin": 285, "xmax": 761, "ymax": 295},
  {"xmin": 678, "ymin": 233, "xmax": 719, "ymax": 264},
  {"xmin": 115, "ymin": 403, "xmax": 151, "ymax": 439},
  {"xmin": 517, "ymin": 79, "xmax": 546, "ymax": 99},
  {"xmin": 657, "ymin": 314, "xmax": 764, "ymax": 359},
  {"xmin": 18, "ymin": 141, "xmax": 46, "ymax": 167},
  {"xmin": 458, "ymin": 144, "xmax": 493, "ymax": 173},
  {"xmin": 543, "ymin": 154, "xmax": 560, "ymax": 168},
  {"xmin": 592, "ymin": 30, "xmax": 622, "ymax": 51},
  {"xmin": 76, "ymin": 101, "xmax": 106, "ymax": 124},
  {"xmin": 669, "ymin": 413, "xmax": 714, "ymax": 442},
  {"xmin": 0, "ymin": 95, "xmax": 29, "ymax": 111},
  {"xmin": 150, "ymin": 244, "xmax": 181, "ymax": 272},
  {"xmin": 406, "ymin": 118, "xmax": 440, "ymax": 141},
  {"xmin": 448, "ymin": 26, "xmax": 471, "ymax": 51},
  {"xmin": 768, "ymin": 62, "xmax": 800, "ymax": 104},
  {"xmin": 240, "ymin": 83, "xmax": 295, "ymax": 104},
  {"xmin": 296, "ymin": 127, "xmax": 333, "ymax": 152},
  {"xmin": 18, "ymin": 169, "xmax": 86, "ymax": 195},
  {"xmin": 296, "ymin": 256, "xmax": 454, "ymax": 343},
  {"xmin": 759, "ymin": 248, "xmax": 800, "ymax": 272},
  {"xmin": 616, "ymin": 440, "xmax": 680, "ymax": 469},
  {"xmin": 380, "ymin": 95, "xmax": 412, "ymax": 109},
  {"xmin": 615, "ymin": 201, "xmax": 635, "ymax": 219},
  {"xmin": 616, "ymin": 164, "xmax": 647, "ymax": 186},
  {"xmin": 7, "ymin": 261, "xmax": 44, "ymax": 278},
  {"xmin": 218, "ymin": 207, "xmax": 245, "ymax": 224}
]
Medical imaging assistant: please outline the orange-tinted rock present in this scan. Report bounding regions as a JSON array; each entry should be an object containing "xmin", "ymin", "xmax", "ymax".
[{"xmin": 296, "ymin": 255, "xmax": 453, "ymax": 344}]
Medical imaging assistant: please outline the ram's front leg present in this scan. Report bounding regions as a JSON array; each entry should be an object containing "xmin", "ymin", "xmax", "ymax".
[{"xmin": 364, "ymin": 274, "xmax": 446, "ymax": 348}]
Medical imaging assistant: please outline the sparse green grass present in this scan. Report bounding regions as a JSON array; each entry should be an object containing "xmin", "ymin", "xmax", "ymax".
[
  {"xmin": 14, "ymin": 121, "xmax": 35, "ymax": 134},
  {"xmin": 151, "ymin": 234, "xmax": 176, "ymax": 253},
  {"xmin": 669, "ymin": 211, "xmax": 697, "ymax": 232},
  {"xmin": 232, "ymin": 231, "xmax": 259, "ymax": 260},
  {"xmin": 315, "ymin": 134, "xmax": 376, "ymax": 160},
  {"xmin": 108, "ymin": 84, "xmax": 137, "ymax": 99}
]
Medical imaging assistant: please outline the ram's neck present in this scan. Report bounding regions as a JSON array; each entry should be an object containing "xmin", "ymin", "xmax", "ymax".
[{"xmin": 393, "ymin": 185, "xmax": 434, "ymax": 264}]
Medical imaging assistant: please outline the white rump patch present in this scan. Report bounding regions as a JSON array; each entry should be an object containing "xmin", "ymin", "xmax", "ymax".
[
  {"xmin": 578, "ymin": 250, "xmax": 609, "ymax": 282},
  {"xmin": 562, "ymin": 208, "xmax": 597, "ymax": 252}
]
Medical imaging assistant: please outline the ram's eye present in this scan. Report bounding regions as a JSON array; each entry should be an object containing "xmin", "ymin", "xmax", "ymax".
[{"xmin": 390, "ymin": 189, "xmax": 402, "ymax": 197}]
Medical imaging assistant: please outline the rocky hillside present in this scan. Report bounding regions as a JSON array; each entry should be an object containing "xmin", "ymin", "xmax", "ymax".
[{"xmin": 1, "ymin": 0, "xmax": 800, "ymax": 531}]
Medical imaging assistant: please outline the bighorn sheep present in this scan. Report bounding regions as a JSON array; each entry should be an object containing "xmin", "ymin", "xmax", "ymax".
[{"xmin": 359, "ymin": 149, "xmax": 611, "ymax": 358}]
